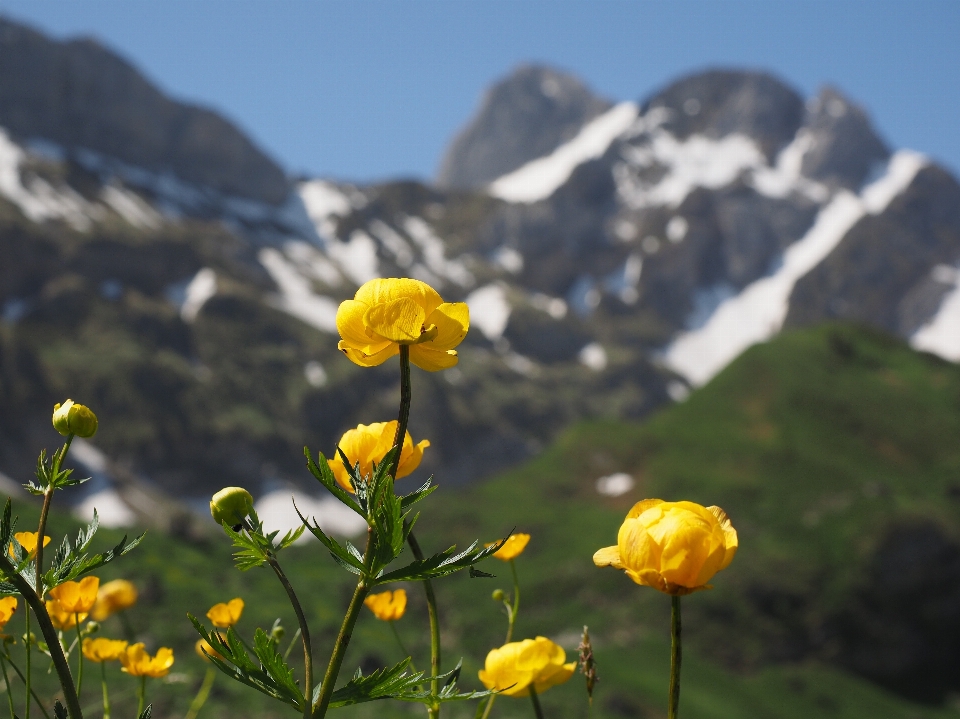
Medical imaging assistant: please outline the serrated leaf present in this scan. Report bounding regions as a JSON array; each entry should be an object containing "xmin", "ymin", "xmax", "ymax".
[
  {"xmin": 295, "ymin": 503, "xmax": 367, "ymax": 575},
  {"xmin": 322, "ymin": 658, "xmax": 427, "ymax": 708},
  {"xmin": 399, "ymin": 479, "xmax": 438, "ymax": 511},
  {"xmin": 305, "ymin": 448, "xmax": 364, "ymax": 517},
  {"xmin": 138, "ymin": 705, "xmax": 152, "ymax": 719},
  {"xmin": 253, "ymin": 628, "xmax": 301, "ymax": 699},
  {"xmin": 53, "ymin": 701, "xmax": 67, "ymax": 719},
  {"xmin": 375, "ymin": 538, "xmax": 504, "ymax": 585}
]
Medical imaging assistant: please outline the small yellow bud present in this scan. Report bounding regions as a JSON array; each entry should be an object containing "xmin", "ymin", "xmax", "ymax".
[
  {"xmin": 491, "ymin": 589, "xmax": 505, "ymax": 603},
  {"xmin": 210, "ymin": 487, "xmax": 254, "ymax": 528},
  {"xmin": 52, "ymin": 400, "xmax": 98, "ymax": 438}
]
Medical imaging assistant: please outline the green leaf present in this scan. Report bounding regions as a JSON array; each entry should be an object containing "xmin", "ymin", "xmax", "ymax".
[
  {"xmin": 53, "ymin": 701, "xmax": 67, "ymax": 719},
  {"xmin": 399, "ymin": 479, "xmax": 437, "ymax": 511},
  {"xmin": 41, "ymin": 512, "xmax": 143, "ymax": 591},
  {"xmin": 320, "ymin": 658, "xmax": 427, "ymax": 708},
  {"xmin": 222, "ymin": 523, "xmax": 270, "ymax": 571},
  {"xmin": 138, "ymin": 706, "xmax": 152, "ymax": 719},
  {"xmin": 252, "ymin": 628, "xmax": 302, "ymax": 700},
  {"xmin": 305, "ymin": 448, "xmax": 364, "ymax": 517},
  {"xmin": 295, "ymin": 503, "xmax": 367, "ymax": 576},
  {"xmin": 375, "ymin": 539, "xmax": 504, "ymax": 585}
]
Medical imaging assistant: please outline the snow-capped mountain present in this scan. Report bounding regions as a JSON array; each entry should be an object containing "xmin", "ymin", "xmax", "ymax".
[{"xmin": 1, "ymin": 16, "xmax": 959, "ymax": 514}]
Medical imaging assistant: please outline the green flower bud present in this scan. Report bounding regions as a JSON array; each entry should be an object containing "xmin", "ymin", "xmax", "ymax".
[
  {"xmin": 52, "ymin": 400, "xmax": 98, "ymax": 438},
  {"xmin": 270, "ymin": 624, "xmax": 285, "ymax": 642},
  {"xmin": 84, "ymin": 621, "xmax": 101, "ymax": 635},
  {"xmin": 210, "ymin": 487, "xmax": 254, "ymax": 529},
  {"xmin": 491, "ymin": 589, "xmax": 505, "ymax": 603}
]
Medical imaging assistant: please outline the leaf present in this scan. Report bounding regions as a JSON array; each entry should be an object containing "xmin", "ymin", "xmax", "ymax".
[
  {"xmin": 222, "ymin": 523, "xmax": 270, "ymax": 572},
  {"xmin": 42, "ymin": 514, "xmax": 144, "ymax": 592},
  {"xmin": 469, "ymin": 566, "xmax": 495, "ymax": 579},
  {"xmin": 53, "ymin": 701, "xmax": 67, "ymax": 719},
  {"xmin": 375, "ymin": 539, "xmax": 503, "ymax": 585},
  {"xmin": 252, "ymin": 628, "xmax": 302, "ymax": 700},
  {"xmin": 322, "ymin": 658, "xmax": 427, "ymax": 708},
  {"xmin": 138, "ymin": 706, "xmax": 153, "ymax": 719},
  {"xmin": 295, "ymin": 503, "xmax": 367, "ymax": 576},
  {"xmin": 399, "ymin": 479, "xmax": 438, "ymax": 511},
  {"xmin": 305, "ymin": 448, "xmax": 364, "ymax": 517}
]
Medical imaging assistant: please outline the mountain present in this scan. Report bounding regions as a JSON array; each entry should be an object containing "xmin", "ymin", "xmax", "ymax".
[{"xmin": 1, "ymin": 16, "xmax": 960, "ymax": 521}]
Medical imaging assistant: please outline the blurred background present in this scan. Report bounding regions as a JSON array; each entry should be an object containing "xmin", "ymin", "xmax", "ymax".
[{"xmin": 1, "ymin": 1, "xmax": 959, "ymax": 717}]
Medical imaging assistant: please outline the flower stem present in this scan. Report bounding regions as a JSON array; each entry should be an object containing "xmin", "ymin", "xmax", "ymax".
[
  {"xmin": 74, "ymin": 618, "xmax": 83, "ymax": 695},
  {"xmin": 282, "ymin": 628, "xmax": 302, "ymax": 662},
  {"xmin": 265, "ymin": 556, "xmax": 312, "ymax": 719},
  {"xmin": 668, "ymin": 595, "xmax": 682, "ymax": 719},
  {"xmin": 24, "ymin": 606, "xmax": 30, "ymax": 719},
  {"xmin": 136, "ymin": 676, "xmax": 145, "ymax": 718},
  {"xmin": 184, "ymin": 666, "xmax": 215, "ymax": 719},
  {"xmin": 312, "ymin": 577, "xmax": 369, "ymax": 718},
  {"xmin": 407, "ymin": 532, "xmax": 440, "ymax": 719},
  {"xmin": 389, "ymin": 346, "xmax": 412, "ymax": 479},
  {"xmin": 99, "ymin": 662, "xmax": 109, "ymax": 719},
  {"xmin": 2, "ymin": 651, "xmax": 50, "ymax": 719},
  {"xmin": 0, "ymin": 651, "xmax": 14, "ymax": 719},
  {"xmin": 481, "ymin": 560, "xmax": 522, "ymax": 719},
  {"xmin": 0, "ymin": 554, "xmax": 79, "ymax": 718},
  {"xmin": 529, "ymin": 685, "xmax": 545, "ymax": 719},
  {"xmin": 388, "ymin": 622, "xmax": 417, "ymax": 675}
]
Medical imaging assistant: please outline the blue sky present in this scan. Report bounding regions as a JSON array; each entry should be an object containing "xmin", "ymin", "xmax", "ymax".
[{"xmin": 1, "ymin": 1, "xmax": 958, "ymax": 184}]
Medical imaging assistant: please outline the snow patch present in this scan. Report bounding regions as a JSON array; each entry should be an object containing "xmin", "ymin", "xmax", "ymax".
[
  {"xmin": 751, "ymin": 130, "xmax": 828, "ymax": 202},
  {"xmin": 327, "ymin": 231, "xmax": 380, "ymax": 286},
  {"xmin": 73, "ymin": 489, "xmax": 137, "ymax": 529},
  {"xmin": 489, "ymin": 102, "xmax": 640, "ymax": 203},
  {"xmin": 664, "ymin": 150, "xmax": 927, "ymax": 386},
  {"xmin": 370, "ymin": 220, "xmax": 414, "ymax": 268},
  {"xmin": 304, "ymin": 360, "xmax": 328, "ymax": 388},
  {"xmin": 298, "ymin": 180, "xmax": 352, "ymax": 240},
  {"xmin": 466, "ymin": 283, "xmax": 511, "ymax": 341},
  {"xmin": 101, "ymin": 185, "xmax": 162, "ymax": 230},
  {"xmin": 579, "ymin": 342, "xmax": 608, "ymax": 371},
  {"xmin": 256, "ymin": 490, "xmax": 367, "ymax": 540},
  {"xmin": 402, "ymin": 217, "xmax": 474, "ymax": 287},
  {"xmin": 493, "ymin": 246, "xmax": 524, "ymax": 274},
  {"xmin": 596, "ymin": 473, "xmax": 634, "ymax": 497},
  {"xmin": 180, "ymin": 268, "xmax": 217, "ymax": 323},
  {"xmin": 911, "ymin": 265, "xmax": 960, "ymax": 361},
  {"xmin": 259, "ymin": 248, "xmax": 339, "ymax": 332},
  {"xmin": 530, "ymin": 293, "xmax": 568, "ymax": 319}
]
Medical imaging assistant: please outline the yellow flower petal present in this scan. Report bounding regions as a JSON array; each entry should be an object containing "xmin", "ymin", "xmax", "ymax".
[
  {"xmin": 336, "ymin": 300, "xmax": 380, "ymax": 347},
  {"xmin": 83, "ymin": 638, "xmax": 128, "ymax": 663},
  {"xmin": 364, "ymin": 589, "xmax": 407, "ymax": 621},
  {"xmin": 424, "ymin": 303, "xmax": 470, "ymax": 351},
  {"xmin": 207, "ymin": 598, "xmax": 244, "ymax": 628},
  {"xmin": 355, "ymin": 278, "xmax": 443, "ymax": 317},
  {"xmin": 592, "ymin": 545, "xmax": 623, "ymax": 570},
  {"xmin": 488, "ymin": 533, "xmax": 530, "ymax": 562},
  {"xmin": 332, "ymin": 421, "xmax": 430, "ymax": 491},
  {"xmin": 338, "ymin": 340, "xmax": 399, "ymax": 367},
  {"xmin": 363, "ymin": 297, "xmax": 426, "ymax": 344},
  {"xmin": 396, "ymin": 439, "xmax": 430, "ymax": 480},
  {"xmin": 409, "ymin": 345, "xmax": 458, "ymax": 371}
]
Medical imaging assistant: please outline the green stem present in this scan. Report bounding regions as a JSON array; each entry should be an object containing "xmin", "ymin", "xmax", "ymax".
[
  {"xmin": 529, "ymin": 685, "xmax": 545, "ymax": 719},
  {"xmin": 388, "ymin": 622, "xmax": 417, "ymax": 675},
  {"xmin": 389, "ymin": 347, "xmax": 413, "ymax": 479},
  {"xmin": 118, "ymin": 613, "xmax": 136, "ymax": 644},
  {"xmin": 482, "ymin": 560, "xmax": 522, "ymax": 719},
  {"xmin": 407, "ymin": 533, "xmax": 440, "ymax": 719},
  {"xmin": 74, "ymin": 617, "xmax": 83, "ymax": 695},
  {"xmin": 282, "ymin": 628, "xmax": 302, "ymax": 663},
  {"xmin": 0, "ymin": 651, "xmax": 14, "ymax": 719},
  {"xmin": 668, "ymin": 595, "xmax": 682, "ymax": 719},
  {"xmin": 136, "ymin": 676, "xmax": 145, "ymax": 718},
  {"xmin": 99, "ymin": 662, "xmax": 109, "ymax": 719},
  {"xmin": 35, "ymin": 435, "xmax": 72, "ymax": 597},
  {"xmin": 312, "ymin": 578, "xmax": 369, "ymax": 718},
  {"xmin": 24, "ymin": 605, "xmax": 31, "ymax": 719},
  {"xmin": 265, "ymin": 556, "xmax": 312, "ymax": 719},
  {"xmin": 184, "ymin": 666, "xmax": 215, "ymax": 719},
  {"xmin": 0, "ymin": 554, "xmax": 79, "ymax": 718},
  {"xmin": 3, "ymin": 651, "xmax": 50, "ymax": 719}
]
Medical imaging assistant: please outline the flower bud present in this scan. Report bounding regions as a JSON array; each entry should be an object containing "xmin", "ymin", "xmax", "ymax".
[
  {"xmin": 491, "ymin": 589, "xmax": 505, "ymax": 603},
  {"xmin": 52, "ymin": 400, "xmax": 98, "ymax": 438},
  {"xmin": 270, "ymin": 624, "xmax": 285, "ymax": 643},
  {"xmin": 210, "ymin": 487, "xmax": 254, "ymax": 529},
  {"xmin": 84, "ymin": 621, "xmax": 100, "ymax": 635}
]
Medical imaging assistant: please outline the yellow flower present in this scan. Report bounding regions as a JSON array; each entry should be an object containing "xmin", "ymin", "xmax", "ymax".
[
  {"xmin": 82, "ymin": 638, "xmax": 128, "ymax": 663},
  {"xmin": 207, "ymin": 598, "xmax": 244, "ymax": 629},
  {"xmin": 0, "ymin": 597, "xmax": 17, "ymax": 630},
  {"xmin": 52, "ymin": 399, "xmax": 98, "ymax": 438},
  {"xmin": 336, "ymin": 278, "xmax": 469, "ymax": 371},
  {"xmin": 91, "ymin": 579, "xmax": 138, "ymax": 621},
  {"xmin": 49, "ymin": 577, "xmax": 100, "ymax": 614},
  {"xmin": 478, "ymin": 637, "xmax": 576, "ymax": 697},
  {"xmin": 487, "ymin": 533, "xmax": 530, "ymax": 562},
  {"xmin": 364, "ymin": 589, "xmax": 407, "ymax": 622},
  {"xmin": 209, "ymin": 487, "xmax": 254, "ymax": 528},
  {"xmin": 10, "ymin": 532, "xmax": 51, "ymax": 558},
  {"xmin": 593, "ymin": 499, "xmax": 738, "ymax": 595},
  {"xmin": 328, "ymin": 421, "xmax": 430, "ymax": 491},
  {"xmin": 46, "ymin": 599, "xmax": 87, "ymax": 630},
  {"xmin": 195, "ymin": 637, "xmax": 225, "ymax": 662},
  {"xmin": 120, "ymin": 643, "xmax": 174, "ymax": 678}
]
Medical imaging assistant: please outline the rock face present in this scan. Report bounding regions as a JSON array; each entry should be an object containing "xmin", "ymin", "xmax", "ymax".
[
  {"xmin": 0, "ymin": 18, "xmax": 289, "ymax": 204},
  {"xmin": 436, "ymin": 64, "xmax": 612, "ymax": 189}
]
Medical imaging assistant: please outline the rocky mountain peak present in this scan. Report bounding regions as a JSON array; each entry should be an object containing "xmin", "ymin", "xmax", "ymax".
[
  {"xmin": 0, "ymin": 17, "xmax": 290, "ymax": 205},
  {"xmin": 641, "ymin": 69, "xmax": 806, "ymax": 160},
  {"xmin": 436, "ymin": 64, "xmax": 612, "ymax": 190}
]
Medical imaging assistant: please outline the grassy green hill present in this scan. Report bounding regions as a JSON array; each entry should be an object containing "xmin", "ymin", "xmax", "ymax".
[{"xmin": 12, "ymin": 322, "xmax": 960, "ymax": 718}]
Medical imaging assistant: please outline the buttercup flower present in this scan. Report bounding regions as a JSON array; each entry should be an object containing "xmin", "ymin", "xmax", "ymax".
[
  {"xmin": 336, "ymin": 278, "xmax": 469, "ymax": 371},
  {"xmin": 487, "ymin": 533, "xmax": 530, "ymax": 562},
  {"xmin": 91, "ymin": 579, "xmax": 138, "ymax": 621},
  {"xmin": 82, "ymin": 638, "xmax": 128, "ymax": 663},
  {"xmin": 328, "ymin": 421, "xmax": 429, "ymax": 491},
  {"xmin": 0, "ymin": 597, "xmax": 17, "ymax": 630},
  {"xmin": 120, "ymin": 643, "xmax": 174, "ymax": 677},
  {"xmin": 478, "ymin": 637, "xmax": 576, "ymax": 697},
  {"xmin": 364, "ymin": 589, "xmax": 407, "ymax": 622},
  {"xmin": 52, "ymin": 399, "xmax": 98, "ymax": 438},
  {"xmin": 210, "ymin": 487, "xmax": 254, "ymax": 528},
  {"xmin": 49, "ymin": 576, "xmax": 100, "ymax": 614},
  {"xmin": 10, "ymin": 532, "xmax": 51, "ymax": 558},
  {"xmin": 593, "ymin": 499, "xmax": 738, "ymax": 595},
  {"xmin": 46, "ymin": 599, "xmax": 86, "ymax": 630},
  {"xmin": 195, "ymin": 636, "xmax": 225, "ymax": 662},
  {"xmin": 207, "ymin": 598, "xmax": 244, "ymax": 629}
]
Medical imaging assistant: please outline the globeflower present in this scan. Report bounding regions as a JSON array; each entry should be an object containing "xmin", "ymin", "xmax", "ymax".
[
  {"xmin": 478, "ymin": 637, "xmax": 576, "ymax": 697},
  {"xmin": 195, "ymin": 636, "xmax": 225, "ymax": 662},
  {"xmin": 91, "ymin": 579, "xmax": 138, "ymax": 621},
  {"xmin": 364, "ymin": 589, "xmax": 407, "ymax": 622},
  {"xmin": 46, "ymin": 599, "xmax": 86, "ymax": 630},
  {"xmin": 0, "ymin": 597, "xmax": 17, "ymax": 630},
  {"xmin": 209, "ymin": 487, "xmax": 254, "ymax": 528},
  {"xmin": 207, "ymin": 598, "xmax": 244, "ymax": 629},
  {"xmin": 82, "ymin": 638, "xmax": 128, "ymax": 663},
  {"xmin": 336, "ymin": 278, "xmax": 469, "ymax": 371},
  {"xmin": 52, "ymin": 399, "xmax": 98, "ymax": 438},
  {"xmin": 49, "ymin": 576, "xmax": 100, "ymax": 614},
  {"xmin": 487, "ymin": 533, "xmax": 530, "ymax": 562},
  {"xmin": 328, "ymin": 421, "xmax": 429, "ymax": 491},
  {"xmin": 10, "ymin": 532, "xmax": 51, "ymax": 558},
  {"xmin": 593, "ymin": 499, "xmax": 738, "ymax": 595},
  {"xmin": 120, "ymin": 643, "xmax": 174, "ymax": 677}
]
